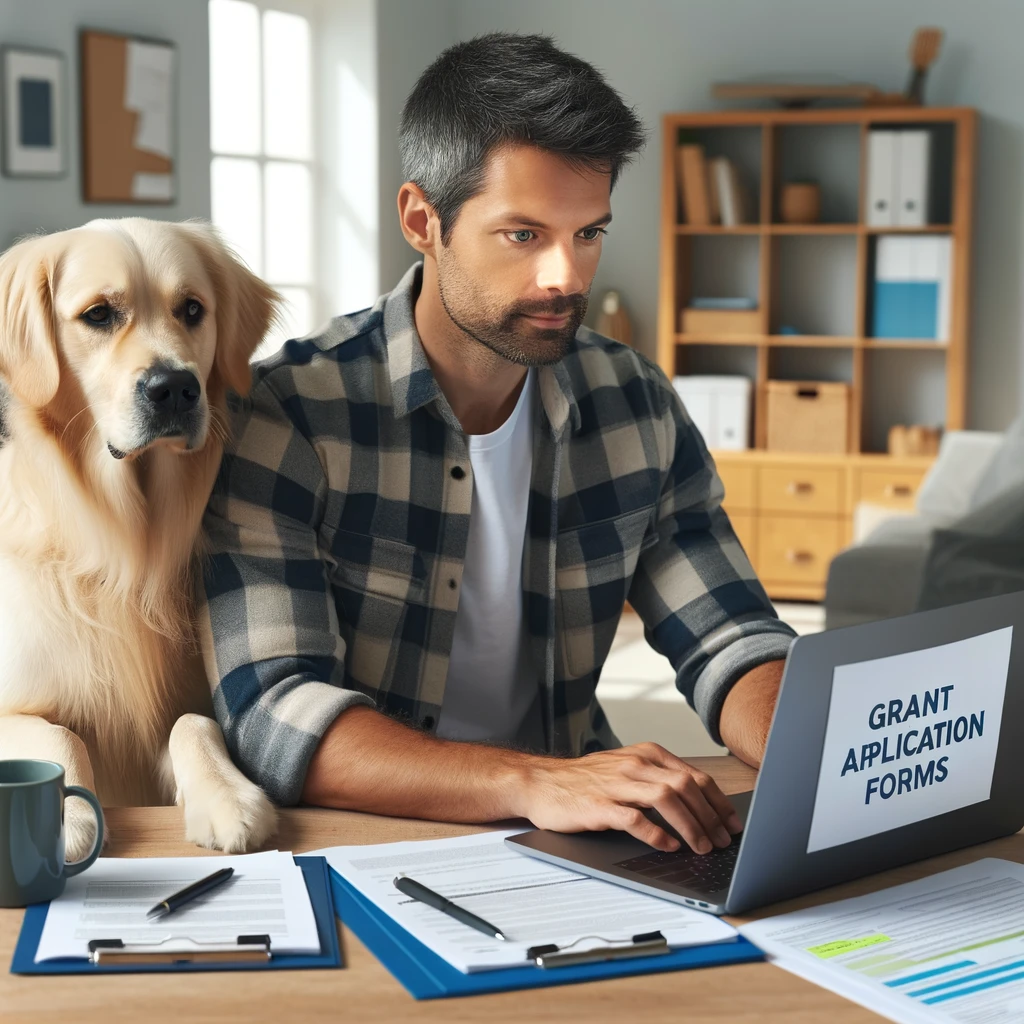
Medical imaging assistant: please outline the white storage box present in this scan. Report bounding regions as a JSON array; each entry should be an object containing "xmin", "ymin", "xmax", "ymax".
[{"xmin": 672, "ymin": 375, "xmax": 751, "ymax": 450}]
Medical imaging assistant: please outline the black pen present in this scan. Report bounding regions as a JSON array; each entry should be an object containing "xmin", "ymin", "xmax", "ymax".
[
  {"xmin": 393, "ymin": 874, "xmax": 506, "ymax": 941},
  {"xmin": 146, "ymin": 867, "xmax": 235, "ymax": 920}
]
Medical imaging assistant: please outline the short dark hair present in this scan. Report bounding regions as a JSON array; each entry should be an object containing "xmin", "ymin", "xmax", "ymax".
[{"xmin": 399, "ymin": 33, "xmax": 646, "ymax": 243}]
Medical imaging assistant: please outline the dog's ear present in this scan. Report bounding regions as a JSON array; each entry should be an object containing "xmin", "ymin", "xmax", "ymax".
[
  {"xmin": 180, "ymin": 222, "xmax": 281, "ymax": 397},
  {"xmin": 0, "ymin": 237, "xmax": 61, "ymax": 408}
]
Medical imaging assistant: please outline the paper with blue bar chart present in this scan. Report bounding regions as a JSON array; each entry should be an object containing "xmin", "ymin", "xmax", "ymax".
[{"xmin": 739, "ymin": 859, "xmax": 1024, "ymax": 1022}]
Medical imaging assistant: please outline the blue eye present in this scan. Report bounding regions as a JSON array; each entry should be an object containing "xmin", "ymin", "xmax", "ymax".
[
  {"xmin": 580, "ymin": 227, "xmax": 607, "ymax": 241},
  {"xmin": 511, "ymin": 230, "xmax": 534, "ymax": 243}
]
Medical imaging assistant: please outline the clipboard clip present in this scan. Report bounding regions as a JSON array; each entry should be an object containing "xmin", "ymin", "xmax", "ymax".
[
  {"xmin": 526, "ymin": 930, "xmax": 670, "ymax": 969},
  {"xmin": 87, "ymin": 933, "xmax": 272, "ymax": 965}
]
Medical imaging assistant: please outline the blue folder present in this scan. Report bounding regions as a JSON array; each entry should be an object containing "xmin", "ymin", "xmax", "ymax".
[
  {"xmin": 11, "ymin": 855, "xmax": 341, "ymax": 975},
  {"xmin": 330, "ymin": 869, "xmax": 763, "ymax": 999}
]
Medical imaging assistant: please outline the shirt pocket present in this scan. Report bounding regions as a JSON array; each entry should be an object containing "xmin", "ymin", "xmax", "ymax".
[
  {"xmin": 326, "ymin": 529, "xmax": 427, "ymax": 691},
  {"xmin": 556, "ymin": 505, "xmax": 658, "ymax": 678}
]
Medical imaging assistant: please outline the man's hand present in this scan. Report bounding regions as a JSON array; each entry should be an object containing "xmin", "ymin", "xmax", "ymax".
[
  {"xmin": 302, "ymin": 708, "xmax": 740, "ymax": 854},
  {"xmin": 516, "ymin": 742, "xmax": 742, "ymax": 853},
  {"xmin": 719, "ymin": 659, "xmax": 785, "ymax": 769}
]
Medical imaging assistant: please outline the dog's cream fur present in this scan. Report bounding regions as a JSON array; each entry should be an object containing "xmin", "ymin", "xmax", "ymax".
[{"xmin": 0, "ymin": 218, "xmax": 279, "ymax": 858}]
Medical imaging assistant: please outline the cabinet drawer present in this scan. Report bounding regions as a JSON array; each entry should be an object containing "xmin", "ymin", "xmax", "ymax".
[
  {"xmin": 716, "ymin": 460, "xmax": 756, "ymax": 511},
  {"xmin": 727, "ymin": 511, "xmax": 757, "ymax": 562},
  {"xmin": 856, "ymin": 468, "xmax": 927, "ymax": 510},
  {"xmin": 756, "ymin": 515, "xmax": 844, "ymax": 585},
  {"xmin": 759, "ymin": 465, "xmax": 843, "ymax": 514}
]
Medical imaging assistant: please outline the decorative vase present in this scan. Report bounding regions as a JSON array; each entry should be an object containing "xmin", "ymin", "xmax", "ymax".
[{"xmin": 780, "ymin": 182, "xmax": 821, "ymax": 224}]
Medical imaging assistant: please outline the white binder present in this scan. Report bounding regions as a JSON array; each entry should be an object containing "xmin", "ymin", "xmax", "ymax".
[
  {"xmin": 895, "ymin": 130, "xmax": 932, "ymax": 227},
  {"xmin": 866, "ymin": 131, "xmax": 898, "ymax": 227}
]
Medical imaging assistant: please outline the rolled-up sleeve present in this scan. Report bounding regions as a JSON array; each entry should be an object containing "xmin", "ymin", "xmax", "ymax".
[
  {"xmin": 627, "ymin": 371, "xmax": 795, "ymax": 745},
  {"xmin": 200, "ymin": 377, "xmax": 373, "ymax": 805}
]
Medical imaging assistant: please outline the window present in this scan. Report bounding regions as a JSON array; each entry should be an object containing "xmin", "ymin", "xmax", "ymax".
[{"xmin": 208, "ymin": 0, "xmax": 315, "ymax": 361}]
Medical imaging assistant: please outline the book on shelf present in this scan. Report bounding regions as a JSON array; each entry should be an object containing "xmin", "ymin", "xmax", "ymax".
[
  {"xmin": 677, "ymin": 144, "xmax": 712, "ymax": 225},
  {"xmin": 709, "ymin": 157, "xmax": 749, "ymax": 226}
]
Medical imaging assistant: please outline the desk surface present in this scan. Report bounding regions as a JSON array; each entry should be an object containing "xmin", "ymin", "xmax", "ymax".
[{"xmin": 3, "ymin": 755, "xmax": 1021, "ymax": 1024}]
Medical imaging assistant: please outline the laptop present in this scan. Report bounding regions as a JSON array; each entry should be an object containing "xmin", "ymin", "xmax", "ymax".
[{"xmin": 507, "ymin": 590, "xmax": 1024, "ymax": 915}]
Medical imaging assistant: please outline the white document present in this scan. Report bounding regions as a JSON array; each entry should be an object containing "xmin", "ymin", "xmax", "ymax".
[
  {"xmin": 34, "ymin": 851, "xmax": 320, "ymax": 962},
  {"xmin": 867, "ymin": 131, "xmax": 898, "ymax": 227},
  {"xmin": 806, "ymin": 626, "xmax": 1011, "ymax": 853},
  {"xmin": 896, "ymin": 130, "xmax": 932, "ymax": 227},
  {"xmin": 739, "ymin": 859, "xmax": 1024, "ymax": 1024},
  {"xmin": 313, "ymin": 830, "xmax": 738, "ymax": 973},
  {"xmin": 125, "ymin": 41, "xmax": 174, "ymax": 159}
]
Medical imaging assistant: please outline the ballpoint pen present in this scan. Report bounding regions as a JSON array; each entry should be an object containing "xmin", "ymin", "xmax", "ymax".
[
  {"xmin": 146, "ymin": 867, "xmax": 235, "ymax": 920},
  {"xmin": 393, "ymin": 874, "xmax": 507, "ymax": 941}
]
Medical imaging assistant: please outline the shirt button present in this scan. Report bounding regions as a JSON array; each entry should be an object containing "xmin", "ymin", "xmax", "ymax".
[
  {"xmin": 448, "ymin": 578, "xmax": 457, "ymax": 590},
  {"xmin": 450, "ymin": 466, "xmax": 465, "ymax": 480}
]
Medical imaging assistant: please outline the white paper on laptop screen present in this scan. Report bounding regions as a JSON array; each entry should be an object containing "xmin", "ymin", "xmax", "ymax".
[{"xmin": 806, "ymin": 626, "xmax": 1012, "ymax": 854}]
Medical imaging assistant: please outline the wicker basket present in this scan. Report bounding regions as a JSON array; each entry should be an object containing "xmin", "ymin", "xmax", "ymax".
[{"xmin": 766, "ymin": 380, "xmax": 850, "ymax": 453}]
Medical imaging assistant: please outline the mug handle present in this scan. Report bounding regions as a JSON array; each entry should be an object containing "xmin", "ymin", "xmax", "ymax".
[{"xmin": 62, "ymin": 785, "xmax": 105, "ymax": 878}]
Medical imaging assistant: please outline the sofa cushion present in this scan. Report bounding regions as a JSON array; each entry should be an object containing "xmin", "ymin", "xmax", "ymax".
[
  {"xmin": 824, "ymin": 516, "xmax": 933, "ymax": 627},
  {"xmin": 969, "ymin": 416, "xmax": 1024, "ymax": 510}
]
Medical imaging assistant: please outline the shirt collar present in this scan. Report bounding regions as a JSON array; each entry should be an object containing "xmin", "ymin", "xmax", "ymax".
[{"xmin": 382, "ymin": 262, "xmax": 581, "ymax": 437}]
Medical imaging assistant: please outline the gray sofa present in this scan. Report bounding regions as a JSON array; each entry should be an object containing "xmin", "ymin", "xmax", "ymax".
[{"xmin": 825, "ymin": 423, "xmax": 1024, "ymax": 629}]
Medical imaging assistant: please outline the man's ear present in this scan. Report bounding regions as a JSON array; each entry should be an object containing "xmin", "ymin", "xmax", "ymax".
[
  {"xmin": 0, "ymin": 236, "xmax": 61, "ymax": 408},
  {"xmin": 397, "ymin": 182, "xmax": 440, "ymax": 256},
  {"xmin": 180, "ymin": 221, "xmax": 281, "ymax": 397}
]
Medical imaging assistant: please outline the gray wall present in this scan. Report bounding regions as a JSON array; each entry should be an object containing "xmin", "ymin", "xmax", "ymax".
[
  {"xmin": 375, "ymin": 0, "xmax": 454, "ymax": 292},
  {"xmin": 0, "ymin": 0, "xmax": 210, "ymax": 247},
  {"xmin": 374, "ymin": 0, "xmax": 1024, "ymax": 432}
]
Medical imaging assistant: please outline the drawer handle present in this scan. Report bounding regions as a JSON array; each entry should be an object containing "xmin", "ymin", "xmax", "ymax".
[
  {"xmin": 786, "ymin": 549, "xmax": 815, "ymax": 565},
  {"xmin": 884, "ymin": 484, "xmax": 913, "ymax": 499},
  {"xmin": 786, "ymin": 481, "xmax": 814, "ymax": 496}
]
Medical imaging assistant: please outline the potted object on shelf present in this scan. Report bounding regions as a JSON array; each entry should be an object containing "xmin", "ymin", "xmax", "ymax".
[{"xmin": 780, "ymin": 182, "xmax": 821, "ymax": 224}]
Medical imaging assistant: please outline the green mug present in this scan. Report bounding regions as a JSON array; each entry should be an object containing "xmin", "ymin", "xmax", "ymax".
[{"xmin": 0, "ymin": 759, "xmax": 104, "ymax": 907}]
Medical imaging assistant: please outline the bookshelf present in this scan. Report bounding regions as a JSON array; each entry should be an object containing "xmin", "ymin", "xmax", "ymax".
[{"xmin": 657, "ymin": 106, "xmax": 977, "ymax": 600}]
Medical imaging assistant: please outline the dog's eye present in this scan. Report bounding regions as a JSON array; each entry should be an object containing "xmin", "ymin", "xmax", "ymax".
[
  {"xmin": 82, "ymin": 304, "xmax": 111, "ymax": 326},
  {"xmin": 184, "ymin": 299, "xmax": 204, "ymax": 327}
]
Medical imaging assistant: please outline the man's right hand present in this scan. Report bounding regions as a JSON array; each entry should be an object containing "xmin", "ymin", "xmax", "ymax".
[
  {"xmin": 515, "ymin": 742, "xmax": 743, "ymax": 853},
  {"xmin": 303, "ymin": 707, "xmax": 740, "ymax": 855}
]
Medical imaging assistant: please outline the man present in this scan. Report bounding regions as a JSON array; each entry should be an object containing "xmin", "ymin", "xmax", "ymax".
[{"xmin": 202, "ymin": 33, "xmax": 796, "ymax": 857}]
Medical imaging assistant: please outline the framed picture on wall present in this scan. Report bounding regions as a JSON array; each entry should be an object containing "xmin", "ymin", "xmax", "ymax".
[
  {"xmin": 80, "ymin": 29, "xmax": 176, "ymax": 203},
  {"xmin": 1, "ymin": 46, "xmax": 67, "ymax": 178}
]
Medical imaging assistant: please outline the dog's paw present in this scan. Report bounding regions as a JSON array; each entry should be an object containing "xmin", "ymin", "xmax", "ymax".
[
  {"xmin": 64, "ymin": 799, "xmax": 106, "ymax": 863},
  {"xmin": 182, "ymin": 774, "xmax": 277, "ymax": 854}
]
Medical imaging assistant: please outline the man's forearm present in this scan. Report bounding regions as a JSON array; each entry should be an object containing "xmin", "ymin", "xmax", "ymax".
[
  {"xmin": 300, "ymin": 705, "xmax": 531, "ymax": 822},
  {"xmin": 718, "ymin": 659, "xmax": 785, "ymax": 769}
]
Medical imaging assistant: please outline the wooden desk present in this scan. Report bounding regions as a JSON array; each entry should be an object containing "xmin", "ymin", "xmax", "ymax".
[{"xmin": 3, "ymin": 755, "xmax": 1021, "ymax": 1023}]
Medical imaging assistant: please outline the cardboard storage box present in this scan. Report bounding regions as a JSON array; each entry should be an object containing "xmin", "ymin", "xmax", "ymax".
[
  {"xmin": 679, "ymin": 308, "xmax": 761, "ymax": 335},
  {"xmin": 672, "ymin": 375, "xmax": 751, "ymax": 450},
  {"xmin": 766, "ymin": 380, "xmax": 850, "ymax": 453}
]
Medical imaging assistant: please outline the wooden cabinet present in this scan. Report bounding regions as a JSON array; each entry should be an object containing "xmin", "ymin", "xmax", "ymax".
[{"xmin": 716, "ymin": 450, "xmax": 933, "ymax": 601}]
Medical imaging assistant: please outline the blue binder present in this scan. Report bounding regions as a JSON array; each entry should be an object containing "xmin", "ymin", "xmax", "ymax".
[
  {"xmin": 11, "ymin": 856, "xmax": 341, "ymax": 975},
  {"xmin": 330, "ymin": 869, "xmax": 763, "ymax": 1000}
]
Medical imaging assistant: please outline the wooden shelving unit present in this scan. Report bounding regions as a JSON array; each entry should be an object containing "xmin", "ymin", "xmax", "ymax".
[{"xmin": 657, "ymin": 106, "xmax": 977, "ymax": 600}]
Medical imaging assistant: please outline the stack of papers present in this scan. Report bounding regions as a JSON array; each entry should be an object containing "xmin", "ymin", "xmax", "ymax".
[
  {"xmin": 34, "ymin": 851, "xmax": 320, "ymax": 962},
  {"xmin": 740, "ymin": 859, "xmax": 1024, "ymax": 1023},
  {"xmin": 313, "ymin": 830, "xmax": 738, "ymax": 973}
]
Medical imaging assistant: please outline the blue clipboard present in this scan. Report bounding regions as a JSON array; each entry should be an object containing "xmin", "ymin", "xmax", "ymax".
[
  {"xmin": 11, "ymin": 856, "xmax": 341, "ymax": 974},
  {"xmin": 330, "ymin": 869, "xmax": 764, "ymax": 999}
]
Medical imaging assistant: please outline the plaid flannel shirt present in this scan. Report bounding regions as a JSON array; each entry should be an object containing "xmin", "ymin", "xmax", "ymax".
[{"xmin": 200, "ymin": 264, "xmax": 796, "ymax": 806}]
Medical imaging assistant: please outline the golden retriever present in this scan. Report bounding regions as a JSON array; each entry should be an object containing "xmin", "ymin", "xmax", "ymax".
[{"xmin": 0, "ymin": 218, "xmax": 279, "ymax": 859}]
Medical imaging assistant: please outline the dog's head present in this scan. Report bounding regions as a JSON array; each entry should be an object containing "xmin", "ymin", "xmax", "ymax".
[{"xmin": 0, "ymin": 218, "xmax": 279, "ymax": 460}]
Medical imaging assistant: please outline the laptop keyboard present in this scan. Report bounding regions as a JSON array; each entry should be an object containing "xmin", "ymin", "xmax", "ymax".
[{"xmin": 614, "ymin": 837, "xmax": 741, "ymax": 895}]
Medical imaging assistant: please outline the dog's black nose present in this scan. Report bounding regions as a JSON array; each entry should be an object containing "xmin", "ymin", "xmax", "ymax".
[{"xmin": 143, "ymin": 368, "xmax": 201, "ymax": 414}]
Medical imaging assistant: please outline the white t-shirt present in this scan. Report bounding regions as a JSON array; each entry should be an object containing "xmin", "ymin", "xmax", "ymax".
[{"xmin": 437, "ymin": 370, "xmax": 541, "ymax": 746}]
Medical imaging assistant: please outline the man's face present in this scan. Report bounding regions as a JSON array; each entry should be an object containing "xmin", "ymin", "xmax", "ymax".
[{"xmin": 434, "ymin": 144, "xmax": 612, "ymax": 366}]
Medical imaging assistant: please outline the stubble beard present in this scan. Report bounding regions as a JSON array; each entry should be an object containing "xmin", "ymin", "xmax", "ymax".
[{"xmin": 436, "ymin": 252, "xmax": 589, "ymax": 368}]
